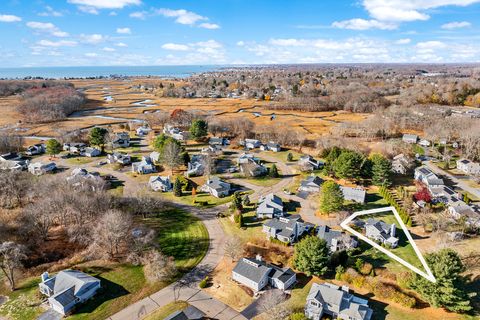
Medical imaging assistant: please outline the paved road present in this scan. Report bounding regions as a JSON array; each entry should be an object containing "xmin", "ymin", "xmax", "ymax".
[{"xmin": 424, "ymin": 161, "xmax": 480, "ymax": 199}]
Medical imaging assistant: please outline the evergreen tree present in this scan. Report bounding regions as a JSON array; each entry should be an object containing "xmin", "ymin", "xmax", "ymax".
[
  {"xmin": 286, "ymin": 153, "xmax": 293, "ymax": 162},
  {"xmin": 293, "ymin": 236, "xmax": 329, "ymax": 276},
  {"xmin": 242, "ymin": 195, "xmax": 251, "ymax": 207},
  {"xmin": 409, "ymin": 249, "xmax": 474, "ymax": 312},
  {"xmin": 269, "ymin": 164, "xmax": 279, "ymax": 178},
  {"xmin": 319, "ymin": 181, "xmax": 344, "ymax": 214},
  {"xmin": 89, "ymin": 127, "xmax": 108, "ymax": 151},
  {"xmin": 333, "ymin": 150, "xmax": 365, "ymax": 180},
  {"xmin": 45, "ymin": 139, "xmax": 62, "ymax": 157},
  {"xmin": 230, "ymin": 191, "xmax": 243, "ymax": 212},
  {"xmin": 370, "ymin": 153, "xmax": 392, "ymax": 186},
  {"xmin": 189, "ymin": 119, "xmax": 208, "ymax": 141},
  {"xmin": 153, "ymin": 134, "xmax": 169, "ymax": 152},
  {"xmin": 173, "ymin": 177, "xmax": 182, "ymax": 197}
]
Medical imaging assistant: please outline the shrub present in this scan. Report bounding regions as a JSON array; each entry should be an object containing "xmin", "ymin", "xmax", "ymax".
[{"xmin": 199, "ymin": 276, "xmax": 209, "ymax": 289}]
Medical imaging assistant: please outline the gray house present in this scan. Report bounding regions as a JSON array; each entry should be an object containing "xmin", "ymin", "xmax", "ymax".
[
  {"xmin": 111, "ymin": 132, "xmax": 130, "ymax": 148},
  {"xmin": 402, "ymin": 134, "xmax": 418, "ymax": 144},
  {"xmin": 39, "ymin": 270, "xmax": 101, "ymax": 316},
  {"xmin": 132, "ymin": 156, "xmax": 156, "ymax": 174},
  {"xmin": 232, "ymin": 255, "xmax": 296, "ymax": 292},
  {"xmin": 256, "ymin": 193, "xmax": 284, "ymax": 219},
  {"xmin": 83, "ymin": 147, "xmax": 101, "ymax": 157},
  {"xmin": 0, "ymin": 152, "xmax": 28, "ymax": 171},
  {"xmin": 28, "ymin": 162, "xmax": 57, "ymax": 176},
  {"xmin": 341, "ymin": 186, "xmax": 366, "ymax": 203},
  {"xmin": 298, "ymin": 155, "xmax": 323, "ymax": 172},
  {"xmin": 263, "ymin": 215, "xmax": 313, "ymax": 244},
  {"xmin": 364, "ymin": 218, "xmax": 399, "ymax": 248},
  {"xmin": 26, "ymin": 144, "xmax": 45, "ymax": 156},
  {"xmin": 299, "ymin": 175, "xmax": 323, "ymax": 193},
  {"xmin": 185, "ymin": 155, "xmax": 205, "ymax": 177},
  {"xmin": 305, "ymin": 282, "xmax": 373, "ymax": 320},
  {"xmin": 165, "ymin": 306, "xmax": 206, "ymax": 320},
  {"xmin": 317, "ymin": 225, "xmax": 358, "ymax": 252},
  {"xmin": 240, "ymin": 160, "xmax": 268, "ymax": 177},
  {"xmin": 260, "ymin": 141, "xmax": 281, "ymax": 152},
  {"xmin": 200, "ymin": 176, "xmax": 231, "ymax": 198},
  {"xmin": 148, "ymin": 176, "xmax": 173, "ymax": 192},
  {"xmin": 107, "ymin": 152, "xmax": 131, "ymax": 165}
]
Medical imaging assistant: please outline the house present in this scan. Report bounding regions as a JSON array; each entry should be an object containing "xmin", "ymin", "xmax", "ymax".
[
  {"xmin": 39, "ymin": 270, "xmax": 101, "ymax": 316},
  {"xmin": 456, "ymin": 159, "xmax": 480, "ymax": 175},
  {"xmin": 260, "ymin": 141, "xmax": 281, "ymax": 152},
  {"xmin": 448, "ymin": 202, "xmax": 480, "ymax": 227},
  {"xmin": 414, "ymin": 166, "xmax": 444, "ymax": 190},
  {"xmin": 111, "ymin": 132, "xmax": 130, "ymax": 148},
  {"xmin": 163, "ymin": 124, "xmax": 189, "ymax": 141},
  {"xmin": 83, "ymin": 147, "xmax": 101, "ymax": 157},
  {"xmin": 200, "ymin": 176, "xmax": 231, "ymax": 198},
  {"xmin": 164, "ymin": 306, "xmax": 206, "ymax": 320},
  {"xmin": 299, "ymin": 175, "xmax": 323, "ymax": 193},
  {"xmin": 148, "ymin": 176, "xmax": 173, "ymax": 192},
  {"xmin": 402, "ymin": 134, "xmax": 418, "ymax": 144},
  {"xmin": 341, "ymin": 186, "xmax": 366, "ymax": 203},
  {"xmin": 391, "ymin": 154, "xmax": 414, "ymax": 175},
  {"xmin": 263, "ymin": 215, "xmax": 313, "ymax": 244},
  {"xmin": 201, "ymin": 145, "xmax": 223, "ymax": 156},
  {"xmin": 107, "ymin": 152, "xmax": 131, "ymax": 165},
  {"xmin": 63, "ymin": 143, "xmax": 86, "ymax": 154},
  {"xmin": 209, "ymin": 137, "xmax": 229, "ymax": 146},
  {"xmin": 364, "ymin": 218, "xmax": 399, "ymax": 248},
  {"xmin": 243, "ymin": 139, "xmax": 262, "ymax": 149},
  {"xmin": 28, "ymin": 162, "xmax": 57, "ymax": 175},
  {"xmin": 26, "ymin": 144, "xmax": 45, "ymax": 156},
  {"xmin": 298, "ymin": 155, "xmax": 323, "ymax": 172},
  {"xmin": 185, "ymin": 155, "xmax": 205, "ymax": 177},
  {"xmin": 418, "ymin": 139, "xmax": 431, "ymax": 147},
  {"xmin": 0, "ymin": 152, "xmax": 28, "ymax": 171},
  {"xmin": 237, "ymin": 153, "xmax": 261, "ymax": 165},
  {"xmin": 305, "ymin": 282, "xmax": 373, "ymax": 320},
  {"xmin": 232, "ymin": 255, "xmax": 296, "ymax": 292},
  {"xmin": 317, "ymin": 225, "xmax": 357, "ymax": 252},
  {"xmin": 257, "ymin": 193, "xmax": 284, "ymax": 219},
  {"xmin": 136, "ymin": 126, "xmax": 151, "ymax": 136},
  {"xmin": 132, "ymin": 156, "xmax": 156, "ymax": 174},
  {"xmin": 67, "ymin": 168, "xmax": 102, "ymax": 184},
  {"xmin": 240, "ymin": 160, "xmax": 268, "ymax": 177}
]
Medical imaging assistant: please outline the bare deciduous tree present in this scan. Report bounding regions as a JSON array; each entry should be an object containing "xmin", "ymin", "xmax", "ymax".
[
  {"xmin": 0, "ymin": 241, "xmax": 26, "ymax": 290},
  {"xmin": 224, "ymin": 236, "xmax": 243, "ymax": 262},
  {"xmin": 142, "ymin": 250, "xmax": 177, "ymax": 283}
]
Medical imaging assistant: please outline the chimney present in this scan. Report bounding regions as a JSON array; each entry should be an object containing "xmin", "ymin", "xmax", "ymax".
[
  {"xmin": 255, "ymin": 254, "xmax": 263, "ymax": 262},
  {"xmin": 390, "ymin": 224, "xmax": 396, "ymax": 237}
]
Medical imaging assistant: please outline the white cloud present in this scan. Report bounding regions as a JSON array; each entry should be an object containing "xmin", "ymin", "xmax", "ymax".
[
  {"xmin": 85, "ymin": 52, "xmax": 98, "ymax": 57},
  {"xmin": 116, "ymin": 27, "xmax": 131, "ymax": 34},
  {"xmin": 80, "ymin": 34, "xmax": 106, "ymax": 44},
  {"xmin": 38, "ymin": 6, "xmax": 63, "ymax": 17},
  {"xmin": 129, "ymin": 11, "xmax": 147, "ymax": 19},
  {"xmin": 395, "ymin": 38, "xmax": 411, "ymax": 44},
  {"xmin": 26, "ymin": 21, "xmax": 69, "ymax": 37},
  {"xmin": 37, "ymin": 39, "xmax": 77, "ymax": 47},
  {"xmin": 155, "ymin": 8, "xmax": 206, "ymax": 25},
  {"xmin": 68, "ymin": 0, "xmax": 141, "ymax": 9},
  {"xmin": 0, "ymin": 14, "xmax": 22, "ymax": 22},
  {"xmin": 78, "ymin": 6, "xmax": 99, "ymax": 15},
  {"xmin": 198, "ymin": 23, "xmax": 220, "ymax": 29},
  {"xmin": 332, "ymin": 18, "xmax": 397, "ymax": 30},
  {"xmin": 115, "ymin": 42, "xmax": 128, "ymax": 47},
  {"xmin": 362, "ymin": 0, "xmax": 480, "ymax": 22},
  {"xmin": 441, "ymin": 21, "xmax": 471, "ymax": 29},
  {"xmin": 236, "ymin": 41, "xmax": 245, "ymax": 46},
  {"xmin": 162, "ymin": 43, "xmax": 190, "ymax": 51},
  {"xmin": 102, "ymin": 47, "xmax": 116, "ymax": 52},
  {"xmin": 416, "ymin": 40, "xmax": 447, "ymax": 49}
]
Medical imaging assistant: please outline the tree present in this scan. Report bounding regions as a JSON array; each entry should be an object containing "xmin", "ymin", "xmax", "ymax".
[
  {"xmin": 333, "ymin": 150, "xmax": 365, "ymax": 180},
  {"xmin": 189, "ymin": 119, "xmax": 208, "ymax": 141},
  {"xmin": 409, "ymin": 249, "xmax": 474, "ymax": 312},
  {"xmin": 153, "ymin": 133, "xmax": 169, "ymax": 152},
  {"xmin": 414, "ymin": 187, "xmax": 432, "ymax": 203},
  {"xmin": 46, "ymin": 138, "xmax": 62, "ymax": 157},
  {"xmin": 242, "ymin": 195, "xmax": 251, "ymax": 207},
  {"xmin": 161, "ymin": 140, "xmax": 183, "ymax": 174},
  {"xmin": 370, "ymin": 153, "xmax": 392, "ymax": 186},
  {"xmin": 290, "ymin": 313, "xmax": 308, "ymax": 320},
  {"xmin": 230, "ymin": 191, "xmax": 243, "ymax": 212},
  {"xmin": 319, "ymin": 181, "xmax": 344, "ymax": 214},
  {"xmin": 286, "ymin": 152, "xmax": 293, "ymax": 162},
  {"xmin": 89, "ymin": 127, "xmax": 108, "ymax": 151},
  {"xmin": 0, "ymin": 241, "xmax": 26, "ymax": 290},
  {"xmin": 90, "ymin": 210, "xmax": 133, "ymax": 259},
  {"xmin": 293, "ymin": 236, "xmax": 329, "ymax": 276},
  {"xmin": 269, "ymin": 164, "xmax": 279, "ymax": 178},
  {"xmin": 142, "ymin": 250, "xmax": 177, "ymax": 283},
  {"xmin": 224, "ymin": 236, "xmax": 243, "ymax": 262},
  {"xmin": 173, "ymin": 177, "xmax": 182, "ymax": 197}
]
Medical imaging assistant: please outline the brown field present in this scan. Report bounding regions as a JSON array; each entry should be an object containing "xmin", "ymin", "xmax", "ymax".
[{"xmin": 0, "ymin": 78, "xmax": 371, "ymax": 144}]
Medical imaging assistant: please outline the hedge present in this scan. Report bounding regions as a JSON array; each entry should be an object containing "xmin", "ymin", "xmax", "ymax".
[{"xmin": 379, "ymin": 186, "xmax": 412, "ymax": 226}]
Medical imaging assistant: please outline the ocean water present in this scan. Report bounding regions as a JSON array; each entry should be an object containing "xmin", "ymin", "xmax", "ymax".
[{"xmin": 0, "ymin": 65, "xmax": 222, "ymax": 79}]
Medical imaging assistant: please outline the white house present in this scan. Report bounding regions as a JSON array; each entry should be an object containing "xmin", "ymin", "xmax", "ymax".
[
  {"xmin": 136, "ymin": 126, "xmax": 151, "ymax": 136},
  {"xmin": 132, "ymin": 156, "xmax": 156, "ymax": 174},
  {"xmin": 200, "ymin": 177, "xmax": 231, "ymax": 198},
  {"xmin": 0, "ymin": 152, "xmax": 28, "ymax": 171},
  {"xmin": 111, "ymin": 132, "xmax": 130, "ymax": 148},
  {"xmin": 418, "ymin": 139, "xmax": 431, "ymax": 147},
  {"xmin": 402, "ymin": 134, "xmax": 418, "ymax": 144},
  {"xmin": 298, "ymin": 155, "xmax": 323, "ymax": 172},
  {"xmin": 28, "ymin": 162, "xmax": 57, "ymax": 176},
  {"xmin": 456, "ymin": 159, "xmax": 480, "ymax": 175},
  {"xmin": 260, "ymin": 141, "xmax": 281, "ymax": 152},
  {"xmin": 163, "ymin": 124, "xmax": 189, "ymax": 141},
  {"xmin": 232, "ymin": 255, "xmax": 296, "ymax": 292},
  {"xmin": 185, "ymin": 155, "xmax": 205, "ymax": 177},
  {"xmin": 243, "ymin": 139, "xmax": 262, "ymax": 149},
  {"xmin": 82, "ymin": 147, "xmax": 101, "ymax": 157},
  {"xmin": 364, "ymin": 218, "xmax": 399, "ymax": 248},
  {"xmin": 39, "ymin": 270, "xmax": 101, "ymax": 316},
  {"xmin": 257, "ymin": 193, "xmax": 284, "ymax": 219},
  {"xmin": 148, "ymin": 176, "xmax": 173, "ymax": 192},
  {"xmin": 26, "ymin": 144, "xmax": 45, "ymax": 156},
  {"xmin": 107, "ymin": 152, "xmax": 131, "ymax": 165}
]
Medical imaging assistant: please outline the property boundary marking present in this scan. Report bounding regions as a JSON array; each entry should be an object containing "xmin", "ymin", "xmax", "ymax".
[{"xmin": 340, "ymin": 206, "xmax": 436, "ymax": 283}]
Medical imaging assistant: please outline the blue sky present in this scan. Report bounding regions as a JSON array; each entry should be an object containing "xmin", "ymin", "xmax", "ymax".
[{"xmin": 1, "ymin": 0, "xmax": 480, "ymax": 67}]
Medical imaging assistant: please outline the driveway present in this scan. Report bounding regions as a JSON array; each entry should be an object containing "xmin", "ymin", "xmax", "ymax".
[
  {"xmin": 240, "ymin": 289, "xmax": 287, "ymax": 319},
  {"xmin": 37, "ymin": 309, "xmax": 63, "ymax": 320}
]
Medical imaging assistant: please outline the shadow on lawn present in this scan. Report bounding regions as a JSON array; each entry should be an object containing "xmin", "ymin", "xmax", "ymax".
[{"xmin": 71, "ymin": 276, "xmax": 129, "ymax": 315}]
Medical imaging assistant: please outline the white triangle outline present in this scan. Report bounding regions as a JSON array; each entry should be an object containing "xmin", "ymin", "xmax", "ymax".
[{"xmin": 340, "ymin": 206, "xmax": 436, "ymax": 283}]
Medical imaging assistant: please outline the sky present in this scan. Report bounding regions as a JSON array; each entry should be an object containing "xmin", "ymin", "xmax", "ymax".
[{"xmin": 1, "ymin": 0, "xmax": 480, "ymax": 67}]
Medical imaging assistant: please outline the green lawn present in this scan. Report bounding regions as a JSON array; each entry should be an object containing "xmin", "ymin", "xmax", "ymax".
[
  {"xmin": 161, "ymin": 191, "xmax": 234, "ymax": 208},
  {"xmin": 245, "ymin": 176, "xmax": 281, "ymax": 187},
  {"xmin": 142, "ymin": 301, "xmax": 189, "ymax": 320},
  {"xmin": 218, "ymin": 209, "xmax": 263, "ymax": 243},
  {"xmin": 0, "ymin": 209, "xmax": 209, "ymax": 320},
  {"xmin": 66, "ymin": 157, "xmax": 97, "ymax": 165},
  {"xmin": 258, "ymin": 149, "xmax": 303, "ymax": 163}
]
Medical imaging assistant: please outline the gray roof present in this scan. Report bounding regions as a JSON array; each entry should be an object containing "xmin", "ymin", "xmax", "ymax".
[
  {"xmin": 341, "ymin": 186, "xmax": 366, "ymax": 203},
  {"xmin": 233, "ymin": 258, "xmax": 272, "ymax": 284},
  {"xmin": 300, "ymin": 176, "xmax": 323, "ymax": 188},
  {"xmin": 317, "ymin": 225, "xmax": 343, "ymax": 246},
  {"xmin": 205, "ymin": 176, "xmax": 230, "ymax": 192},
  {"xmin": 50, "ymin": 270, "xmax": 100, "ymax": 307},
  {"xmin": 164, "ymin": 306, "xmax": 206, "ymax": 320}
]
